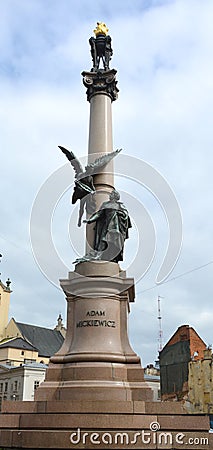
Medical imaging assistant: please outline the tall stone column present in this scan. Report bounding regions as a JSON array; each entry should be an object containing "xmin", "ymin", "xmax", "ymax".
[{"xmin": 82, "ymin": 69, "xmax": 119, "ymax": 251}]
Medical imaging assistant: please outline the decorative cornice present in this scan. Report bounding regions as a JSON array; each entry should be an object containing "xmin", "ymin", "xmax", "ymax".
[{"xmin": 82, "ymin": 69, "xmax": 119, "ymax": 102}]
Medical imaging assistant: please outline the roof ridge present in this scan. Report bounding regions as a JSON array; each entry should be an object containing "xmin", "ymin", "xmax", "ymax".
[
  {"xmin": 0, "ymin": 336, "xmax": 38, "ymax": 351},
  {"xmin": 0, "ymin": 336, "xmax": 17, "ymax": 345},
  {"xmin": 16, "ymin": 321, "xmax": 56, "ymax": 331}
]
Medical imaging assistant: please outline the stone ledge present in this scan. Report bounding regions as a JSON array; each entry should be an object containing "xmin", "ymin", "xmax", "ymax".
[{"xmin": 1, "ymin": 400, "xmax": 189, "ymax": 415}]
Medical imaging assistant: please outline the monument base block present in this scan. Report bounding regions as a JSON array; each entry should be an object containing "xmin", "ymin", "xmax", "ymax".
[{"xmin": 32, "ymin": 262, "xmax": 152, "ymax": 403}]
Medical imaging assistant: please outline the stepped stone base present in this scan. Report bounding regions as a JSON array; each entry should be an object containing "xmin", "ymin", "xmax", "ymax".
[
  {"xmin": 35, "ymin": 362, "xmax": 152, "ymax": 402},
  {"xmin": 0, "ymin": 399, "xmax": 211, "ymax": 449}
]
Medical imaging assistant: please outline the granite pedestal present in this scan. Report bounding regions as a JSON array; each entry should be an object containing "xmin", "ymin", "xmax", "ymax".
[{"xmin": 0, "ymin": 262, "xmax": 211, "ymax": 449}]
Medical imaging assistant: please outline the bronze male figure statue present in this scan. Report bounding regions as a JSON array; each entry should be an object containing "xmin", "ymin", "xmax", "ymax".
[
  {"xmin": 83, "ymin": 189, "xmax": 132, "ymax": 263},
  {"xmin": 89, "ymin": 22, "xmax": 113, "ymax": 71}
]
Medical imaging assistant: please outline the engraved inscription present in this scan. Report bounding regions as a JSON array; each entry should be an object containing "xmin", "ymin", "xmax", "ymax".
[
  {"xmin": 86, "ymin": 310, "xmax": 105, "ymax": 317},
  {"xmin": 76, "ymin": 320, "xmax": 116, "ymax": 328}
]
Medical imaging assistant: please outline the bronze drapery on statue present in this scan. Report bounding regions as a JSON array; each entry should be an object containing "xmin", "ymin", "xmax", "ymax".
[{"xmin": 84, "ymin": 189, "xmax": 131, "ymax": 263}]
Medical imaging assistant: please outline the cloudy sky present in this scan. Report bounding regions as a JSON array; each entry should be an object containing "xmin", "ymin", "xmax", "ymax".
[{"xmin": 1, "ymin": 0, "xmax": 213, "ymax": 366}]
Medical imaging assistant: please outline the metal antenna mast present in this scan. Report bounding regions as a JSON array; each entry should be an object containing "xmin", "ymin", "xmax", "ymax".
[{"xmin": 157, "ymin": 295, "xmax": 164, "ymax": 352}]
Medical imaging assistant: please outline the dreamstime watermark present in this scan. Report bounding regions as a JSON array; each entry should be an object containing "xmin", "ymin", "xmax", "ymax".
[
  {"xmin": 69, "ymin": 422, "xmax": 209, "ymax": 446},
  {"xmin": 30, "ymin": 153, "xmax": 182, "ymax": 288}
]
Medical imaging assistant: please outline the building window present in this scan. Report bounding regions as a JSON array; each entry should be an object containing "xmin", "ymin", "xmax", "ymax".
[
  {"xmin": 204, "ymin": 392, "xmax": 210, "ymax": 403},
  {"xmin": 0, "ymin": 383, "xmax": 3, "ymax": 393},
  {"xmin": 4, "ymin": 382, "xmax": 8, "ymax": 392},
  {"xmin": 21, "ymin": 350, "xmax": 25, "ymax": 356},
  {"xmin": 157, "ymin": 389, "xmax": 161, "ymax": 400},
  {"xmin": 34, "ymin": 381, "xmax": 40, "ymax": 391},
  {"xmin": 14, "ymin": 381, "xmax": 18, "ymax": 391}
]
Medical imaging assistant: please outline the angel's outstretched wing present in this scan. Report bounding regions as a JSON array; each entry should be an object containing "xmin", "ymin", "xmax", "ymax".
[
  {"xmin": 85, "ymin": 148, "xmax": 122, "ymax": 175},
  {"xmin": 58, "ymin": 146, "xmax": 83, "ymax": 177}
]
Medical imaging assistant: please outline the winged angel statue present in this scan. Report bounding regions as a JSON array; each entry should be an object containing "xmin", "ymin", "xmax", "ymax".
[{"xmin": 59, "ymin": 146, "xmax": 121, "ymax": 226}]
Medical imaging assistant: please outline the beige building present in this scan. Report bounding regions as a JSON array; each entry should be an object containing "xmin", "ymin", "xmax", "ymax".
[
  {"xmin": 0, "ymin": 274, "xmax": 65, "ymax": 411},
  {"xmin": 187, "ymin": 347, "xmax": 213, "ymax": 414},
  {"xmin": 0, "ymin": 279, "xmax": 12, "ymax": 341},
  {"xmin": 0, "ymin": 273, "xmax": 65, "ymax": 367},
  {"xmin": 0, "ymin": 318, "xmax": 65, "ymax": 366},
  {"xmin": 0, "ymin": 337, "xmax": 39, "ymax": 366},
  {"xmin": 0, "ymin": 275, "xmax": 65, "ymax": 410}
]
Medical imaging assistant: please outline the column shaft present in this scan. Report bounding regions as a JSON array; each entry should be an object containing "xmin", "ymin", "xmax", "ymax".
[
  {"xmin": 88, "ymin": 94, "xmax": 114, "ymax": 190},
  {"xmin": 82, "ymin": 69, "xmax": 119, "ymax": 252}
]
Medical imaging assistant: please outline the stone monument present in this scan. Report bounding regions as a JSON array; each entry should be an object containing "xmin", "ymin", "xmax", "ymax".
[
  {"xmin": 0, "ymin": 22, "xmax": 211, "ymax": 450},
  {"xmin": 35, "ymin": 20, "xmax": 151, "ymax": 405}
]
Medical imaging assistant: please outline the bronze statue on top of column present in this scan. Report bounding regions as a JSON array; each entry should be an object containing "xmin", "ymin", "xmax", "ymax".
[
  {"xmin": 89, "ymin": 22, "xmax": 113, "ymax": 72},
  {"xmin": 82, "ymin": 22, "xmax": 118, "ymax": 102}
]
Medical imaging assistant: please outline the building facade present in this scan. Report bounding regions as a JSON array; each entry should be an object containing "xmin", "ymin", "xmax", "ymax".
[
  {"xmin": 0, "ymin": 273, "xmax": 65, "ymax": 365},
  {"xmin": 144, "ymin": 374, "xmax": 161, "ymax": 401},
  {"xmin": 0, "ymin": 318, "xmax": 65, "ymax": 366},
  {"xmin": 187, "ymin": 347, "xmax": 213, "ymax": 414},
  {"xmin": 0, "ymin": 363, "xmax": 47, "ymax": 410},
  {"xmin": 0, "ymin": 279, "xmax": 12, "ymax": 341},
  {"xmin": 160, "ymin": 324, "xmax": 206, "ymax": 401},
  {"xmin": 0, "ymin": 337, "xmax": 39, "ymax": 366}
]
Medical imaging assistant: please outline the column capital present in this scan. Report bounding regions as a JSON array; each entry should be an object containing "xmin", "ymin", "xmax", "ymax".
[{"xmin": 82, "ymin": 69, "xmax": 119, "ymax": 102}]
